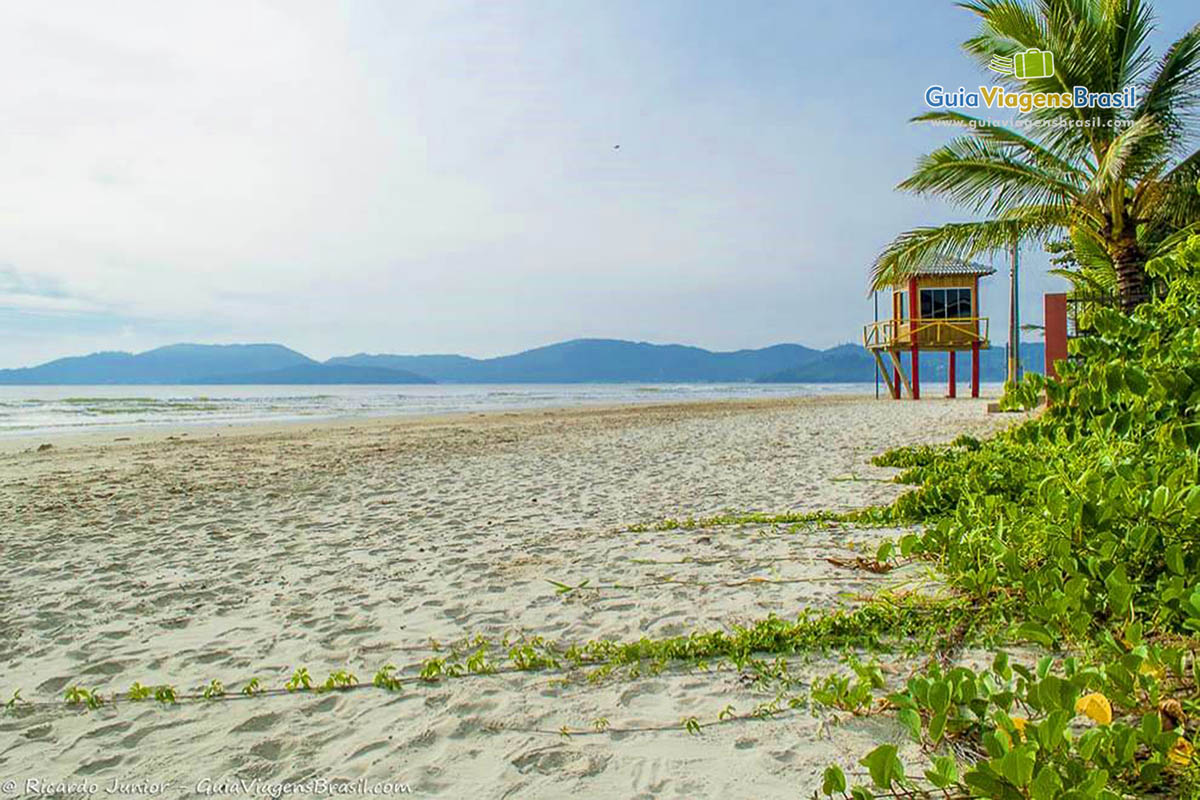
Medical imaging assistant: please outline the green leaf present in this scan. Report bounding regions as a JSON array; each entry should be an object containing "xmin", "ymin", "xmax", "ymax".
[
  {"xmin": 1151, "ymin": 485, "xmax": 1169, "ymax": 516},
  {"xmin": 964, "ymin": 765, "xmax": 1023, "ymax": 800},
  {"xmin": 1016, "ymin": 621, "xmax": 1055, "ymax": 647},
  {"xmin": 1105, "ymin": 566, "xmax": 1134, "ymax": 613},
  {"xmin": 1185, "ymin": 486, "xmax": 1200, "ymax": 517},
  {"xmin": 1036, "ymin": 709, "xmax": 1072, "ymax": 751},
  {"xmin": 929, "ymin": 711, "xmax": 948, "ymax": 743},
  {"xmin": 983, "ymin": 730, "xmax": 1010, "ymax": 758},
  {"xmin": 997, "ymin": 746, "xmax": 1036, "ymax": 788},
  {"xmin": 1140, "ymin": 760, "xmax": 1165, "ymax": 785},
  {"xmin": 897, "ymin": 708, "xmax": 921, "ymax": 741},
  {"xmin": 858, "ymin": 744, "xmax": 902, "ymax": 789},
  {"xmin": 1030, "ymin": 765, "xmax": 1063, "ymax": 800},
  {"xmin": 1141, "ymin": 711, "xmax": 1162, "ymax": 742},
  {"xmin": 924, "ymin": 755, "xmax": 959, "ymax": 789},
  {"xmin": 875, "ymin": 539, "xmax": 894, "ymax": 564},
  {"xmin": 1166, "ymin": 545, "xmax": 1185, "ymax": 576},
  {"xmin": 929, "ymin": 680, "xmax": 951, "ymax": 714},
  {"xmin": 821, "ymin": 765, "xmax": 847, "ymax": 795},
  {"xmin": 1105, "ymin": 365, "xmax": 1124, "ymax": 396},
  {"xmin": 1124, "ymin": 367, "xmax": 1149, "ymax": 395}
]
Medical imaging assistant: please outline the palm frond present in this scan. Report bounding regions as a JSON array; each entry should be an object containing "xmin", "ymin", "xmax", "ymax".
[
  {"xmin": 1106, "ymin": 0, "xmax": 1155, "ymax": 89},
  {"xmin": 995, "ymin": 201, "xmax": 1084, "ymax": 228},
  {"xmin": 1138, "ymin": 145, "xmax": 1200, "ymax": 230},
  {"xmin": 899, "ymin": 136, "xmax": 1084, "ymax": 216},
  {"xmin": 1069, "ymin": 225, "xmax": 1114, "ymax": 272},
  {"xmin": 1135, "ymin": 22, "xmax": 1200, "ymax": 141},
  {"xmin": 1051, "ymin": 266, "xmax": 1117, "ymax": 294},
  {"xmin": 1089, "ymin": 115, "xmax": 1165, "ymax": 194},
  {"xmin": 909, "ymin": 111, "xmax": 1081, "ymax": 174},
  {"xmin": 1148, "ymin": 220, "xmax": 1200, "ymax": 258},
  {"xmin": 870, "ymin": 218, "xmax": 1055, "ymax": 290},
  {"xmin": 959, "ymin": 0, "xmax": 1049, "ymax": 73}
]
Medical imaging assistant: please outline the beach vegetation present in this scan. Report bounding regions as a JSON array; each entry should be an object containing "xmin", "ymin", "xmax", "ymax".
[
  {"xmin": 626, "ymin": 509, "xmax": 858, "ymax": 532},
  {"xmin": 821, "ymin": 235, "xmax": 1200, "ymax": 797},
  {"xmin": 372, "ymin": 665, "xmax": 403, "ymax": 692},
  {"xmin": 63, "ymin": 686, "xmax": 103, "ymax": 710},
  {"xmin": 319, "ymin": 670, "xmax": 357, "ymax": 692},
  {"xmin": 284, "ymin": 668, "xmax": 313, "ymax": 692}
]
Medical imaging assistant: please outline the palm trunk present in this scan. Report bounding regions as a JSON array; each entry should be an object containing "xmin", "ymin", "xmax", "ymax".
[{"xmin": 1112, "ymin": 240, "xmax": 1149, "ymax": 312}]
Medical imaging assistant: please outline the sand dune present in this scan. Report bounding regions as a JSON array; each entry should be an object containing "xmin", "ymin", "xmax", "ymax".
[{"xmin": 0, "ymin": 395, "xmax": 1014, "ymax": 798}]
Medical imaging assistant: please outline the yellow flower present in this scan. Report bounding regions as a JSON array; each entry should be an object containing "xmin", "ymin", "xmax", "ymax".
[
  {"xmin": 1075, "ymin": 692, "xmax": 1113, "ymax": 726},
  {"xmin": 1138, "ymin": 661, "xmax": 1165, "ymax": 680},
  {"xmin": 1168, "ymin": 738, "xmax": 1194, "ymax": 767},
  {"xmin": 1010, "ymin": 716, "xmax": 1028, "ymax": 740}
]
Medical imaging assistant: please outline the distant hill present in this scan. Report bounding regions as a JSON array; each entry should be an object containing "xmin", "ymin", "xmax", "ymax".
[
  {"xmin": 757, "ymin": 343, "xmax": 1047, "ymax": 383},
  {"xmin": 0, "ymin": 343, "xmax": 314, "ymax": 385},
  {"xmin": 192, "ymin": 363, "xmax": 434, "ymax": 385},
  {"xmin": 325, "ymin": 353, "xmax": 484, "ymax": 382},
  {"xmin": 329, "ymin": 339, "xmax": 823, "ymax": 383},
  {"xmin": 757, "ymin": 344, "xmax": 878, "ymax": 383},
  {"xmin": 0, "ymin": 338, "xmax": 1050, "ymax": 385}
]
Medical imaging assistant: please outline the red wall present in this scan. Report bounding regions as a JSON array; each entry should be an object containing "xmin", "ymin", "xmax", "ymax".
[{"xmin": 1044, "ymin": 293, "xmax": 1068, "ymax": 380}]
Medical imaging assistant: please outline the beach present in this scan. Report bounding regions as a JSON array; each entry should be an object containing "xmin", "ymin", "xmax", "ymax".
[{"xmin": 0, "ymin": 395, "xmax": 1014, "ymax": 798}]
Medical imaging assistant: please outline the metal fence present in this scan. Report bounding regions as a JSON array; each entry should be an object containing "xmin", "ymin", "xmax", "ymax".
[{"xmin": 1065, "ymin": 293, "xmax": 1117, "ymax": 339}]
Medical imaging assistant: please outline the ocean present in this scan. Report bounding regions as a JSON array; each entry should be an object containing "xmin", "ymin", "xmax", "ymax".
[{"xmin": 0, "ymin": 383, "xmax": 881, "ymax": 437}]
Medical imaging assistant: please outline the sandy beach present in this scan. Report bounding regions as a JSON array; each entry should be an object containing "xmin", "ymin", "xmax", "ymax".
[{"xmin": 0, "ymin": 395, "xmax": 1015, "ymax": 798}]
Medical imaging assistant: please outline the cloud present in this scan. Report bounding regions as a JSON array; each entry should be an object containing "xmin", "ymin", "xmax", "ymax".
[
  {"xmin": 0, "ymin": 293, "xmax": 101, "ymax": 314},
  {"xmin": 0, "ymin": 265, "xmax": 106, "ymax": 314},
  {"xmin": 0, "ymin": 265, "xmax": 66, "ymax": 297},
  {"xmin": 0, "ymin": 265, "xmax": 188, "ymax": 366}
]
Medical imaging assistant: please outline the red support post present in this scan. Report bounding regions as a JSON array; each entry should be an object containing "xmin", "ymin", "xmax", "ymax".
[
  {"xmin": 970, "ymin": 341, "xmax": 980, "ymax": 398},
  {"xmin": 908, "ymin": 278, "xmax": 920, "ymax": 400},
  {"xmin": 893, "ymin": 364, "xmax": 901, "ymax": 399},
  {"xmin": 948, "ymin": 352, "xmax": 956, "ymax": 398},
  {"xmin": 911, "ymin": 345, "xmax": 920, "ymax": 399},
  {"xmin": 1044, "ymin": 293, "xmax": 1068, "ymax": 380}
]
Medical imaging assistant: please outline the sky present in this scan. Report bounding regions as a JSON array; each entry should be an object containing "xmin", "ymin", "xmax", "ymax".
[{"xmin": 0, "ymin": 1, "xmax": 1196, "ymax": 367}]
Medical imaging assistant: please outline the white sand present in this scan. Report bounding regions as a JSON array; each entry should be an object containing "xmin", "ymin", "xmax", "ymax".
[{"xmin": 0, "ymin": 395, "xmax": 1016, "ymax": 798}]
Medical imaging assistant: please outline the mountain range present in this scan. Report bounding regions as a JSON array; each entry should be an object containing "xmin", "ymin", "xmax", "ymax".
[{"xmin": 0, "ymin": 339, "xmax": 1046, "ymax": 385}]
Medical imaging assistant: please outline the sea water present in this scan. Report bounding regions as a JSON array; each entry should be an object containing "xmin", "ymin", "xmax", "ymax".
[{"xmin": 0, "ymin": 383, "xmax": 881, "ymax": 437}]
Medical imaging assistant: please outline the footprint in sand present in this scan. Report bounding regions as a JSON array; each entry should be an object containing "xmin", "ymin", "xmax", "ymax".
[{"xmin": 511, "ymin": 746, "xmax": 611, "ymax": 778}]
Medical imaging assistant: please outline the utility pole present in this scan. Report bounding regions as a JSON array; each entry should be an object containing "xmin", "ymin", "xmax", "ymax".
[{"xmin": 1008, "ymin": 235, "xmax": 1021, "ymax": 385}]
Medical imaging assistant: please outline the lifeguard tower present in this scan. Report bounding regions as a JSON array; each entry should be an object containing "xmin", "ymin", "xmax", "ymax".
[{"xmin": 864, "ymin": 259, "xmax": 994, "ymax": 399}]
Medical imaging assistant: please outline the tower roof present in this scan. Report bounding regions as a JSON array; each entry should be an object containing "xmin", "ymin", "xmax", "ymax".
[{"xmin": 898, "ymin": 257, "xmax": 997, "ymax": 282}]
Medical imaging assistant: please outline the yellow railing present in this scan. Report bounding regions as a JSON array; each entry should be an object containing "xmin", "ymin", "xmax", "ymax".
[
  {"xmin": 863, "ymin": 317, "xmax": 989, "ymax": 350},
  {"xmin": 864, "ymin": 319, "xmax": 898, "ymax": 350}
]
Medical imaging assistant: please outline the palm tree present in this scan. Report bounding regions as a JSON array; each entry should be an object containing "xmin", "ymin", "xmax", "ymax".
[{"xmin": 871, "ymin": 0, "xmax": 1200, "ymax": 311}]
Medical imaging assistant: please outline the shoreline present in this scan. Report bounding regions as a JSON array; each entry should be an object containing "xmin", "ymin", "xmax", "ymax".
[{"xmin": 0, "ymin": 390, "xmax": 1002, "ymax": 456}]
